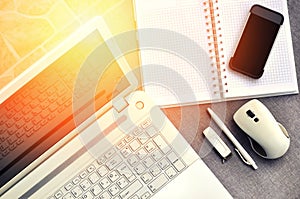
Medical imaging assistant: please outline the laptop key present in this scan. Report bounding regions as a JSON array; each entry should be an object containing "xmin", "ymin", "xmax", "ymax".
[
  {"xmin": 22, "ymin": 105, "xmax": 31, "ymax": 114},
  {"xmin": 127, "ymin": 174, "xmax": 136, "ymax": 182},
  {"xmin": 24, "ymin": 121, "xmax": 34, "ymax": 131},
  {"xmin": 0, "ymin": 132, "xmax": 9, "ymax": 142},
  {"xmin": 88, "ymin": 173, "xmax": 100, "ymax": 184},
  {"xmin": 2, "ymin": 149, "xmax": 9, "ymax": 157},
  {"xmin": 129, "ymin": 140, "xmax": 141, "ymax": 151},
  {"xmin": 99, "ymin": 191, "xmax": 111, "ymax": 199},
  {"xmin": 127, "ymin": 155, "xmax": 139, "ymax": 167},
  {"xmin": 142, "ymin": 157, "xmax": 155, "ymax": 168},
  {"xmin": 87, "ymin": 164, "xmax": 96, "ymax": 173},
  {"xmin": 119, "ymin": 180, "xmax": 143, "ymax": 199},
  {"xmin": 165, "ymin": 167, "xmax": 177, "ymax": 179},
  {"xmin": 25, "ymin": 129, "xmax": 34, "ymax": 137},
  {"xmin": 79, "ymin": 179, "xmax": 91, "ymax": 191},
  {"xmin": 136, "ymin": 148, "xmax": 147, "ymax": 160},
  {"xmin": 117, "ymin": 163, "xmax": 135, "ymax": 182},
  {"xmin": 153, "ymin": 135, "xmax": 171, "ymax": 154},
  {"xmin": 99, "ymin": 177, "xmax": 111, "ymax": 189},
  {"xmin": 108, "ymin": 184, "xmax": 120, "ymax": 196},
  {"xmin": 132, "ymin": 127, "xmax": 142, "ymax": 136},
  {"xmin": 116, "ymin": 177, "xmax": 129, "ymax": 189},
  {"xmin": 157, "ymin": 158, "xmax": 169, "ymax": 170},
  {"xmin": 72, "ymin": 177, "xmax": 81, "ymax": 185},
  {"xmin": 81, "ymin": 191, "xmax": 93, "ymax": 199},
  {"xmin": 105, "ymin": 148, "xmax": 116, "ymax": 159},
  {"xmin": 148, "ymin": 174, "xmax": 168, "ymax": 193},
  {"xmin": 62, "ymin": 193, "xmax": 74, "ymax": 199},
  {"xmin": 64, "ymin": 182, "xmax": 73, "ymax": 191},
  {"xmin": 0, "ymin": 140, "xmax": 9, "ymax": 151},
  {"xmin": 90, "ymin": 184, "xmax": 102, "ymax": 196},
  {"xmin": 141, "ymin": 118, "xmax": 151, "ymax": 129},
  {"xmin": 38, "ymin": 93, "xmax": 48, "ymax": 102},
  {"xmin": 9, "ymin": 142, "xmax": 17, "ymax": 151},
  {"xmin": 107, "ymin": 171, "xmax": 120, "ymax": 182},
  {"xmin": 97, "ymin": 156, "xmax": 106, "ymax": 165},
  {"xmin": 54, "ymin": 190, "xmax": 63, "ymax": 198},
  {"xmin": 5, "ymin": 102, "xmax": 15, "ymax": 111},
  {"xmin": 106, "ymin": 154, "xmax": 122, "ymax": 170},
  {"xmin": 141, "ymin": 172, "xmax": 153, "ymax": 184},
  {"xmin": 144, "ymin": 141, "xmax": 156, "ymax": 153},
  {"xmin": 151, "ymin": 150, "xmax": 163, "ymax": 161},
  {"xmin": 120, "ymin": 146, "xmax": 131, "ymax": 158},
  {"xmin": 141, "ymin": 192, "xmax": 151, "ymax": 199},
  {"xmin": 97, "ymin": 165, "xmax": 109, "ymax": 177},
  {"xmin": 149, "ymin": 165, "xmax": 161, "ymax": 177},
  {"xmin": 134, "ymin": 164, "xmax": 146, "ymax": 175},
  {"xmin": 137, "ymin": 133, "xmax": 149, "ymax": 144},
  {"xmin": 23, "ymin": 112, "xmax": 33, "ymax": 122},
  {"xmin": 173, "ymin": 159, "xmax": 185, "ymax": 172},
  {"xmin": 71, "ymin": 186, "xmax": 83, "ymax": 198},
  {"xmin": 15, "ymin": 119, "xmax": 25, "ymax": 129},
  {"xmin": 6, "ymin": 109, "xmax": 15, "ymax": 119},
  {"xmin": 13, "ymin": 113, "xmax": 22, "ymax": 122},
  {"xmin": 116, "ymin": 140, "xmax": 126, "ymax": 149},
  {"xmin": 6, "ymin": 119, "xmax": 14, "ymax": 128}
]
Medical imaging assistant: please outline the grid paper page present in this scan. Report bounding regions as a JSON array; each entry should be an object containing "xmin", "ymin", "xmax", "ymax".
[
  {"xmin": 135, "ymin": 0, "xmax": 221, "ymax": 106},
  {"xmin": 218, "ymin": 0, "xmax": 298, "ymax": 98}
]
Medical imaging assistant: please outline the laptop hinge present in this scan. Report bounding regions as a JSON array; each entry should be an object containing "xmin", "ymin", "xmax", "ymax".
[{"xmin": 112, "ymin": 97, "xmax": 129, "ymax": 113}]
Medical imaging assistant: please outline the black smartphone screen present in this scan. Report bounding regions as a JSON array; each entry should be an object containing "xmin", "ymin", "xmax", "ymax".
[{"xmin": 229, "ymin": 5, "xmax": 284, "ymax": 79}]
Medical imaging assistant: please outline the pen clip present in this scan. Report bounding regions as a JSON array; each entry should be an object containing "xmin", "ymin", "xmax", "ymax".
[{"xmin": 235, "ymin": 148, "xmax": 251, "ymax": 165}]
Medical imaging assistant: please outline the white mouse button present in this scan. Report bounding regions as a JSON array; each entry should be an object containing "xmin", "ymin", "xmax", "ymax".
[{"xmin": 246, "ymin": 110, "xmax": 255, "ymax": 118}]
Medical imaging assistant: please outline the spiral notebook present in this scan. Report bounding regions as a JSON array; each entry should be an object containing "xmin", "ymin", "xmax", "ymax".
[{"xmin": 134, "ymin": 0, "xmax": 298, "ymax": 107}]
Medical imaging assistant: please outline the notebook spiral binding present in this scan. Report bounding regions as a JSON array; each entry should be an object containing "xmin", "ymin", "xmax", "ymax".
[{"xmin": 203, "ymin": 0, "xmax": 228, "ymax": 98}]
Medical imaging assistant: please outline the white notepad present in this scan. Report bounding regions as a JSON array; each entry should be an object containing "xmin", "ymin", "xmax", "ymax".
[{"xmin": 134, "ymin": 0, "xmax": 298, "ymax": 107}]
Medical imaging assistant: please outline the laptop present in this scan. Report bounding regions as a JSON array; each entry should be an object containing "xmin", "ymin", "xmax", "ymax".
[{"xmin": 0, "ymin": 16, "xmax": 232, "ymax": 198}]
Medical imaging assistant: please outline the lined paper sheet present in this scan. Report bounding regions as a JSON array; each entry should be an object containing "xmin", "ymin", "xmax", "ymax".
[
  {"xmin": 135, "ymin": 0, "xmax": 298, "ymax": 107},
  {"xmin": 135, "ymin": 0, "xmax": 221, "ymax": 106}
]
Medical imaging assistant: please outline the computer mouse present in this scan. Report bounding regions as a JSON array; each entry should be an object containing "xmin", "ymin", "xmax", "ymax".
[{"xmin": 233, "ymin": 99, "xmax": 290, "ymax": 159}]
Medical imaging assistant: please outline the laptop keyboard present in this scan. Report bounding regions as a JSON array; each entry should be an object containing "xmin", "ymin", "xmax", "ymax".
[
  {"xmin": 49, "ymin": 119, "xmax": 186, "ymax": 199},
  {"xmin": 0, "ymin": 30, "xmax": 128, "ymax": 187},
  {"xmin": 0, "ymin": 66, "xmax": 73, "ymax": 166}
]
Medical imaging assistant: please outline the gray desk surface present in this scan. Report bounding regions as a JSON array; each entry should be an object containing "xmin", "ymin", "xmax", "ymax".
[
  {"xmin": 163, "ymin": 0, "xmax": 300, "ymax": 198},
  {"xmin": 2, "ymin": 1, "xmax": 298, "ymax": 198}
]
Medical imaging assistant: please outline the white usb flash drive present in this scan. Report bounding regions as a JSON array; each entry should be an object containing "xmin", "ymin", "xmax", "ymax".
[{"xmin": 203, "ymin": 127, "xmax": 232, "ymax": 162}]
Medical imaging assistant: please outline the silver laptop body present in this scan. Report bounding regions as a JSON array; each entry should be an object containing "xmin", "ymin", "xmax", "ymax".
[{"xmin": 0, "ymin": 17, "xmax": 232, "ymax": 199}]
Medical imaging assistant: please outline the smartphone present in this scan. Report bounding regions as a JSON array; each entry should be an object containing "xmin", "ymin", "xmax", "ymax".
[{"xmin": 229, "ymin": 5, "xmax": 284, "ymax": 79}]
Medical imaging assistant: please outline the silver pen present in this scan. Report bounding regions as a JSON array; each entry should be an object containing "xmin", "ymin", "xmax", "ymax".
[{"xmin": 207, "ymin": 108, "xmax": 258, "ymax": 170}]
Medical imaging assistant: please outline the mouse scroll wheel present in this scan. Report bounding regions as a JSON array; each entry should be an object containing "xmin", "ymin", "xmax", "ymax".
[{"xmin": 278, "ymin": 123, "xmax": 290, "ymax": 138}]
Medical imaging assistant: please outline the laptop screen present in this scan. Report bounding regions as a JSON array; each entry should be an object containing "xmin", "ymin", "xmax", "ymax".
[{"xmin": 0, "ymin": 27, "xmax": 132, "ymax": 188}]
